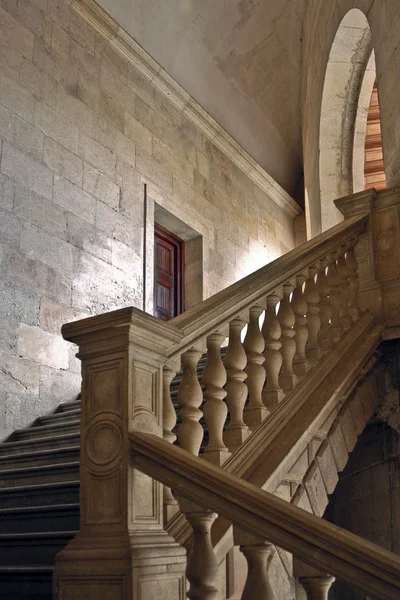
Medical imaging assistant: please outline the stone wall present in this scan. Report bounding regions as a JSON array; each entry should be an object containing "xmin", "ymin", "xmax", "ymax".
[
  {"xmin": 302, "ymin": 0, "xmax": 400, "ymax": 237},
  {"xmin": 325, "ymin": 421, "xmax": 400, "ymax": 599},
  {"xmin": 0, "ymin": 0, "xmax": 297, "ymax": 439}
]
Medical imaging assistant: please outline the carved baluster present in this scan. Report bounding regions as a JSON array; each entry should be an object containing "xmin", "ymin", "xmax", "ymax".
[
  {"xmin": 299, "ymin": 576, "xmax": 335, "ymax": 600},
  {"xmin": 304, "ymin": 265, "xmax": 322, "ymax": 363},
  {"xmin": 234, "ymin": 528, "xmax": 276, "ymax": 600},
  {"xmin": 178, "ymin": 354, "xmax": 221, "ymax": 599},
  {"xmin": 346, "ymin": 237, "xmax": 361, "ymax": 320},
  {"xmin": 163, "ymin": 364, "xmax": 179, "ymax": 521},
  {"xmin": 202, "ymin": 331, "xmax": 230, "ymax": 465},
  {"xmin": 181, "ymin": 498, "xmax": 219, "ymax": 600},
  {"xmin": 292, "ymin": 272, "xmax": 310, "ymax": 376},
  {"xmin": 336, "ymin": 244, "xmax": 352, "ymax": 330},
  {"xmin": 262, "ymin": 291, "xmax": 285, "ymax": 412},
  {"xmin": 224, "ymin": 317, "xmax": 250, "ymax": 452},
  {"xmin": 177, "ymin": 348, "xmax": 204, "ymax": 456},
  {"xmin": 326, "ymin": 251, "xmax": 343, "ymax": 343},
  {"xmin": 243, "ymin": 306, "xmax": 268, "ymax": 429},
  {"xmin": 278, "ymin": 279, "xmax": 298, "ymax": 393},
  {"xmin": 318, "ymin": 257, "xmax": 332, "ymax": 352}
]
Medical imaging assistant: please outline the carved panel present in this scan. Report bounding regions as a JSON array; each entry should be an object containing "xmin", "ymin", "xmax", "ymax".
[
  {"xmin": 130, "ymin": 469, "xmax": 161, "ymax": 524},
  {"xmin": 137, "ymin": 573, "xmax": 185, "ymax": 600},
  {"xmin": 59, "ymin": 577, "xmax": 127, "ymax": 600},
  {"xmin": 354, "ymin": 233, "xmax": 373, "ymax": 287},
  {"xmin": 131, "ymin": 361, "xmax": 160, "ymax": 425},
  {"xmin": 86, "ymin": 468, "xmax": 122, "ymax": 524},
  {"xmin": 85, "ymin": 418, "xmax": 123, "ymax": 468},
  {"xmin": 374, "ymin": 207, "xmax": 400, "ymax": 281},
  {"xmin": 86, "ymin": 360, "xmax": 123, "ymax": 419},
  {"xmin": 383, "ymin": 285, "xmax": 400, "ymax": 325}
]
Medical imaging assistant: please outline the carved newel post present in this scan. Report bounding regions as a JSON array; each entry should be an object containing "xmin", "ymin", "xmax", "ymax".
[{"xmin": 53, "ymin": 308, "xmax": 186, "ymax": 600}]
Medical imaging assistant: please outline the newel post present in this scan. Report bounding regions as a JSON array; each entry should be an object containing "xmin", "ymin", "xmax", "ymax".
[{"xmin": 53, "ymin": 308, "xmax": 186, "ymax": 600}]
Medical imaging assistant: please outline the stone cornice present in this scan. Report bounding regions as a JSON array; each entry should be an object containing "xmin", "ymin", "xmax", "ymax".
[{"xmin": 69, "ymin": 0, "xmax": 302, "ymax": 218}]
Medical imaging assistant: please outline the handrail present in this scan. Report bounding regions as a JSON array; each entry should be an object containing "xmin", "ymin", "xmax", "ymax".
[
  {"xmin": 62, "ymin": 213, "xmax": 367, "ymax": 361},
  {"xmin": 130, "ymin": 432, "xmax": 400, "ymax": 600}
]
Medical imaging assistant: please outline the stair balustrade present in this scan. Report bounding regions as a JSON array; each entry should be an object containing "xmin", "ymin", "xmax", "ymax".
[{"xmin": 54, "ymin": 210, "xmax": 375, "ymax": 600}]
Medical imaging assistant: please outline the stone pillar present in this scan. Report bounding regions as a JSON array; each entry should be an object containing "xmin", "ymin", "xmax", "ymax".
[{"xmin": 53, "ymin": 308, "xmax": 187, "ymax": 600}]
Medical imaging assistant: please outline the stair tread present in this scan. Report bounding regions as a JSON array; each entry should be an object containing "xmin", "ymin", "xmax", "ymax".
[
  {"xmin": 0, "ymin": 531, "xmax": 77, "ymax": 540},
  {"xmin": 0, "ymin": 565, "xmax": 54, "ymax": 573},
  {"xmin": 0, "ymin": 432, "xmax": 80, "ymax": 451},
  {"xmin": 16, "ymin": 419, "xmax": 80, "ymax": 433},
  {"xmin": 0, "ymin": 503, "xmax": 79, "ymax": 515},
  {"xmin": 0, "ymin": 461, "xmax": 79, "ymax": 476},
  {"xmin": 0, "ymin": 446, "xmax": 80, "ymax": 464},
  {"xmin": 0, "ymin": 480, "xmax": 79, "ymax": 494}
]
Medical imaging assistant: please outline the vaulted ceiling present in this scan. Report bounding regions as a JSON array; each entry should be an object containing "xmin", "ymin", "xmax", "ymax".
[{"xmin": 98, "ymin": 0, "xmax": 305, "ymax": 196}]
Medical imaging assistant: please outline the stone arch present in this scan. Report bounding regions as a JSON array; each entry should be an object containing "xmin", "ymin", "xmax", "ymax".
[{"xmin": 319, "ymin": 9, "xmax": 375, "ymax": 232}]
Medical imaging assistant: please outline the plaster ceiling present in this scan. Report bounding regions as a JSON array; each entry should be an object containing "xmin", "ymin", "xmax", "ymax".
[{"xmin": 97, "ymin": 0, "xmax": 305, "ymax": 196}]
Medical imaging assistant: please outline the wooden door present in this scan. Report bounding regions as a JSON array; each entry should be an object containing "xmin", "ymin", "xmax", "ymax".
[{"xmin": 154, "ymin": 224, "xmax": 184, "ymax": 320}]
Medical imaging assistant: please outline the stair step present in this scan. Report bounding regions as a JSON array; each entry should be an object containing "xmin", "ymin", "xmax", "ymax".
[
  {"xmin": 0, "ymin": 446, "xmax": 80, "ymax": 470},
  {"xmin": 38, "ymin": 410, "xmax": 81, "ymax": 425},
  {"xmin": 0, "ymin": 462, "xmax": 80, "ymax": 488},
  {"xmin": 15, "ymin": 420, "xmax": 80, "ymax": 440},
  {"xmin": 0, "ymin": 532, "xmax": 76, "ymax": 565},
  {"xmin": 57, "ymin": 400, "xmax": 81, "ymax": 413},
  {"xmin": 0, "ymin": 566, "xmax": 53, "ymax": 600},
  {"xmin": 0, "ymin": 433, "xmax": 80, "ymax": 456},
  {"xmin": 0, "ymin": 481, "xmax": 79, "ymax": 509},
  {"xmin": 0, "ymin": 504, "xmax": 80, "ymax": 533}
]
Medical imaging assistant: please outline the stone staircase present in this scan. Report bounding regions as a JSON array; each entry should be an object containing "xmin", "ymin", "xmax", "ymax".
[
  {"xmin": 0, "ymin": 400, "xmax": 80, "ymax": 598},
  {"xmin": 0, "ymin": 352, "xmax": 217, "ymax": 599}
]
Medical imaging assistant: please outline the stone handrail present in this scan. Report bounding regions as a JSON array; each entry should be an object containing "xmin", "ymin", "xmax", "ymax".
[{"xmin": 130, "ymin": 431, "xmax": 400, "ymax": 600}]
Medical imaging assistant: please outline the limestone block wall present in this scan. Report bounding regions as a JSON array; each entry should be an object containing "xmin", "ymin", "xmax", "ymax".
[
  {"xmin": 0, "ymin": 0, "xmax": 298, "ymax": 439},
  {"xmin": 302, "ymin": 0, "xmax": 400, "ymax": 237}
]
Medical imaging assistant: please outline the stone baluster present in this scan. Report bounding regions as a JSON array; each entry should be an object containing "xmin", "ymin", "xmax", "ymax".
[
  {"xmin": 278, "ymin": 279, "xmax": 298, "ymax": 393},
  {"xmin": 224, "ymin": 317, "xmax": 250, "ymax": 452},
  {"xmin": 326, "ymin": 251, "xmax": 343, "ymax": 343},
  {"xmin": 202, "ymin": 331, "xmax": 231, "ymax": 465},
  {"xmin": 181, "ymin": 498, "xmax": 219, "ymax": 600},
  {"xmin": 262, "ymin": 291, "xmax": 285, "ymax": 412},
  {"xmin": 177, "ymin": 348, "xmax": 204, "ymax": 456},
  {"xmin": 292, "ymin": 272, "xmax": 310, "ymax": 377},
  {"xmin": 346, "ymin": 237, "xmax": 361, "ymax": 320},
  {"xmin": 163, "ymin": 364, "xmax": 179, "ymax": 521},
  {"xmin": 336, "ymin": 244, "xmax": 353, "ymax": 330},
  {"xmin": 299, "ymin": 576, "xmax": 335, "ymax": 600},
  {"xmin": 304, "ymin": 265, "xmax": 322, "ymax": 364},
  {"xmin": 234, "ymin": 528, "xmax": 276, "ymax": 600},
  {"xmin": 178, "ymin": 348, "xmax": 221, "ymax": 599},
  {"xmin": 243, "ymin": 305, "xmax": 268, "ymax": 429},
  {"xmin": 318, "ymin": 257, "xmax": 332, "ymax": 352}
]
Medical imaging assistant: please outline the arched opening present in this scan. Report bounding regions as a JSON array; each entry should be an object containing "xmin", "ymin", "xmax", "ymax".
[
  {"xmin": 319, "ymin": 9, "xmax": 375, "ymax": 231},
  {"xmin": 364, "ymin": 82, "xmax": 387, "ymax": 191}
]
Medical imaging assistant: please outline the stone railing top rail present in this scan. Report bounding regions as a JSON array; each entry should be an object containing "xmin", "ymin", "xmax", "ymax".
[
  {"xmin": 62, "ymin": 214, "xmax": 367, "ymax": 360},
  {"xmin": 130, "ymin": 431, "xmax": 400, "ymax": 600}
]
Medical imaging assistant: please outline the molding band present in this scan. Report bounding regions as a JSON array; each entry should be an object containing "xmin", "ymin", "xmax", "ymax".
[{"xmin": 69, "ymin": 0, "xmax": 302, "ymax": 218}]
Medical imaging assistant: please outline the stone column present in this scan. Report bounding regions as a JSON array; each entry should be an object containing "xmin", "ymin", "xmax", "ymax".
[{"xmin": 53, "ymin": 307, "xmax": 187, "ymax": 600}]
